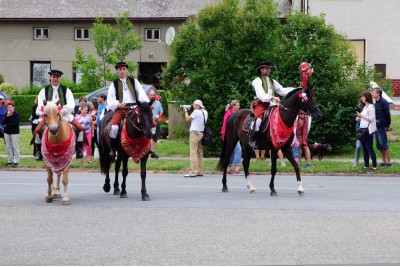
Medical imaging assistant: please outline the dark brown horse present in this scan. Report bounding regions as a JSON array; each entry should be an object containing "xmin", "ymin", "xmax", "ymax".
[
  {"xmin": 98, "ymin": 101, "xmax": 154, "ymax": 200},
  {"xmin": 217, "ymin": 87, "xmax": 323, "ymax": 196}
]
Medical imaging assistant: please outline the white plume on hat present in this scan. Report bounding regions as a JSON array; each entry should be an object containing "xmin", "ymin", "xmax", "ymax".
[{"xmin": 193, "ymin": 99, "xmax": 204, "ymax": 108}]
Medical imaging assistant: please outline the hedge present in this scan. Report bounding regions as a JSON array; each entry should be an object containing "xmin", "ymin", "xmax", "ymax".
[{"xmin": 158, "ymin": 89, "xmax": 169, "ymax": 117}]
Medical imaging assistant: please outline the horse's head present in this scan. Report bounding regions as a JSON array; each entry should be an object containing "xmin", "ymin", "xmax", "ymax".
[
  {"xmin": 43, "ymin": 100, "xmax": 62, "ymax": 135},
  {"xmin": 297, "ymin": 87, "xmax": 323, "ymax": 122},
  {"xmin": 134, "ymin": 100, "xmax": 154, "ymax": 139}
]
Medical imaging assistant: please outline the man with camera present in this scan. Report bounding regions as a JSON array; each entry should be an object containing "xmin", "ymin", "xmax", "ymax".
[{"xmin": 182, "ymin": 100, "xmax": 208, "ymax": 177}]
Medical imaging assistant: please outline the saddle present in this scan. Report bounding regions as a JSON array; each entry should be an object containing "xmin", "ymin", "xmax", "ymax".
[{"xmin": 243, "ymin": 109, "xmax": 271, "ymax": 133}]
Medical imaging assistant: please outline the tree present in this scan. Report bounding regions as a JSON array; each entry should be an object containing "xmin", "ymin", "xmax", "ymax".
[
  {"xmin": 163, "ymin": 0, "xmax": 372, "ymax": 155},
  {"xmin": 73, "ymin": 12, "xmax": 142, "ymax": 89}
]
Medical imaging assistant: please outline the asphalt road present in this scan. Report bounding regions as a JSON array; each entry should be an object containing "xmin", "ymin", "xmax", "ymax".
[{"xmin": 1, "ymin": 170, "xmax": 399, "ymax": 265}]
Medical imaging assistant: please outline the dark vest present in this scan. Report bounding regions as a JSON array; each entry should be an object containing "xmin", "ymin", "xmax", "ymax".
[
  {"xmin": 44, "ymin": 85, "xmax": 67, "ymax": 106},
  {"xmin": 113, "ymin": 76, "xmax": 138, "ymax": 103}
]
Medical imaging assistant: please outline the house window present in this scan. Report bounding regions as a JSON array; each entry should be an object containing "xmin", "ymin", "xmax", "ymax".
[
  {"xmin": 75, "ymin": 28, "xmax": 90, "ymax": 40},
  {"xmin": 374, "ymin": 64, "xmax": 386, "ymax": 78},
  {"xmin": 34, "ymin": 28, "xmax": 49, "ymax": 39},
  {"xmin": 31, "ymin": 62, "xmax": 51, "ymax": 86},
  {"xmin": 145, "ymin": 29, "xmax": 160, "ymax": 41}
]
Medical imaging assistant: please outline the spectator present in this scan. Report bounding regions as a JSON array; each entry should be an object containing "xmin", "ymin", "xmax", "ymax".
[
  {"xmin": 78, "ymin": 96, "xmax": 88, "ymax": 114},
  {"xmin": 353, "ymin": 102, "xmax": 363, "ymax": 167},
  {"xmin": 0, "ymin": 95, "xmax": 6, "ymax": 137},
  {"xmin": 30, "ymin": 96, "xmax": 40, "ymax": 156},
  {"xmin": 296, "ymin": 111, "xmax": 312, "ymax": 168},
  {"xmin": 254, "ymin": 149, "xmax": 266, "ymax": 161},
  {"xmin": 183, "ymin": 100, "xmax": 208, "ymax": 177},
  {"xmin": 89, "ymin": 100, "xmax": 98, "ymax": 157},
  {"xmin": 149, "ymin": 90, "xmax": 163, "ymax": 159},
  {"xmin": 221, "ymin": 100, "xmax": 242, "ymax": 175},
  {"xmin": 96, "ymin": 93, "xmax": 107, "ymax": 141},
  {"xmin": 371, "ymin": 87, "xmax": 392, "ymax": 167},
  {"xmin": 75, "ymin": 106, "xmax": 94, "ymax": 164},
  {"xmin": 3, "ymin": 101, "xmax": 20, "ymax": 167},
  {"xmin": 356, "ymin": 91, "xmax": 377, "ymax": 173}
]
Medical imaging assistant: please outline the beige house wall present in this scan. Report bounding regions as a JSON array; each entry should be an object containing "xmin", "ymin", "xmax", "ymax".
[
  {"xmin": 306, "ymin": 0, "xmax": 400, "ymax": 79},
  {"xmin": 0, "ymin": 20, "xmax": 181, "ymax": 88}
]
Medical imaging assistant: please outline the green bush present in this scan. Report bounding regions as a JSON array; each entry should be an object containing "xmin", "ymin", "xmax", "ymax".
[
  {"xmin": 12, "ymin": 95, "xmax": 37, "ymax": 122},
  {"xmin": 0, "ymin": 73, "xmax": 4, "ymax": 84},
  {"xmin": 18, "ymin": 84, "xmax": 43, "ymax": 95},
  {"xmin": 158, "ymin": 89, "xmax": 169, "ymax": 117},
  {"xmin": 0, "ymin": 82, "xmax": 17, "ymax": 96}
]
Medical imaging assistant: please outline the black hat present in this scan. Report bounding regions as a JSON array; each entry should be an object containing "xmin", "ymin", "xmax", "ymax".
[
  {"xmin": 115, "ymin": 62, "xmax": 129, "ymax": 69},
  {"xmin": 48, "ymin": 69, "xmax": 63, "ymax": 76},
  {"xmin": 256, "ymin": 61, "xmax": 273, "ymax": 70}
]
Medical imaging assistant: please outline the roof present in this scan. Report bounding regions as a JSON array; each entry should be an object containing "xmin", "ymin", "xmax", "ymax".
[{"xmin": 0, "ymin": 0, "xmax": 221, "ymax": 21}]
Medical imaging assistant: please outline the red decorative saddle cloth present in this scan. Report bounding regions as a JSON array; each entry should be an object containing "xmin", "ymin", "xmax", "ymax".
[
  {"xmin": 42, "ymin": 125, "xmax": 76, "ymax": 174},
  {"xmin": 120, "ymin": 119, "xmax": 151, "ymax": 163},
  {"xmin": 269, "ymin": 107, "xmax": 295, "ymax": 150}
]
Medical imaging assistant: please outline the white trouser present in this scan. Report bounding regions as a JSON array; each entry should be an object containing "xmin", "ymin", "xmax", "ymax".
[
  {"xmin": 4, "ymin": 133, "xmax": 20, "ymax": 164},
  {"xmin": 251, "ymin": 118, "xmax": 262, "ymax": 132},
  {"xmin": 110, "ymin": 125, "xmax": 119, "ymax": 139}
]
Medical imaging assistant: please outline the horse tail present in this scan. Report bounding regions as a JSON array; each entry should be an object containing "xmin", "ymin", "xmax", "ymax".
[
  {"xmin": 216, "ymin": 135, "xmax": 228, "ymax": 171},
  {"xmin": 98, "ymin": 112, "xmax": 113, "ymax": 175}
]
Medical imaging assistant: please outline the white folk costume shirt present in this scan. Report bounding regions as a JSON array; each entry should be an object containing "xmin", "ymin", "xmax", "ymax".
[
  {"xmin": 107, "ymin": 78, "xmax": 149, "ymax": 111},
  {"xmin": 252, "ymin": 76, "xmax": 294, "ymax": 106},
  {"xmin": 190, "ymin": 109, "xmax": 208, "ymax": 132},
  {"xmin": 36, "ymin": 85, "xmax": 75, "ymax": 121},
  {"xmin": 360, "ymin": 103, "xmax": 377, "ymax": 134}
]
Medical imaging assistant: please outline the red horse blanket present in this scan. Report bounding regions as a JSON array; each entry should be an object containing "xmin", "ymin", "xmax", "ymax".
[
  {"xmin": 42, "ymin": 125, "xmax": 76, "ymax": 174},
  {"xmin": 120, "ymin": 119, "xmax": 151, "ymax": 163},
  {"xmin": 269, "ymin": 107, "xmax": 295, "ymax": 150}
]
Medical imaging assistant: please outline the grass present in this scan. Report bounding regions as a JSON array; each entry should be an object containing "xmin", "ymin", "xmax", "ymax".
[{"xmin": 1, "ymin": 116, "xmax": 399, "ymax": 175}]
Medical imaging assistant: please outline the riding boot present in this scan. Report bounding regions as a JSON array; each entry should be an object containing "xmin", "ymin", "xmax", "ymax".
[
  {"xmin": 76, "ymin": 142, "xmax": 84, "ymax": 159},
  {"xmin": 109, "ymin": 138, "xmax": 118, "ymax": 163},
  {"xmin": 35, "ymin": 144, "xmax": 43, "ymax": 161},
  {"xmin": 248, "ymin": 130, "xmax": 258, "ymax": 149}
]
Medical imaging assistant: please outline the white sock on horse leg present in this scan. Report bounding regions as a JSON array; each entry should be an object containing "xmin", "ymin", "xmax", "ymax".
[{"xmin": 255, "ymin": 118, "xmax": 261, "ymax": 131}]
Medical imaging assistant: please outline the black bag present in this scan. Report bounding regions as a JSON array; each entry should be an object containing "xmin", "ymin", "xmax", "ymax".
[
  {"xmin": 200, "ymin": 110, "xmax": 212, "ymax": 146},
  {"xmin": 202, "ymin": 127, "xmax": 212, "ymax": 146},
  {"xmin": 356, "ymin": 128, "xmax": 368, "ymax": 141}
]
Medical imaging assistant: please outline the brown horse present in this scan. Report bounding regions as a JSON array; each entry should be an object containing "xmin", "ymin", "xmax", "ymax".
[
  {"xmin": 217, "ymin": 87, "xmax": 323, "ymax": 196},
  {"xmin": 42, "ymin": 100, "xmax": 76, "ymax": 205},
  {"xmin": 98, "ymin": 101, "xmax": 154, "ymax": 200}
]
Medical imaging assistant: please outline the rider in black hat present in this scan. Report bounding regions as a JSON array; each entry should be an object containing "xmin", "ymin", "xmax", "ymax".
[{"xmin": 248, "ymin": 61, "xmax": 295, "ymax": 149}]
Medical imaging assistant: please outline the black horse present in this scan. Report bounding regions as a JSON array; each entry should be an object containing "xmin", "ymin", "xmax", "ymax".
[
  {"xmin": 217, "ymin": 87, "xmax": 323, "ymax": 196},
  {"xmin": 98, "ymin": 101, "xmax": 154, "ymax": 200}
]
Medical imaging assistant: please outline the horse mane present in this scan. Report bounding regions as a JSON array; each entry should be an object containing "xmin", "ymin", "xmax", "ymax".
[
  {"xmin": 281, "ymin": 87, "xmax": 302, "ymax": 104},
  {"xmin": 44, "ymin": 101, "xmax": 59, "ymax": 113}
]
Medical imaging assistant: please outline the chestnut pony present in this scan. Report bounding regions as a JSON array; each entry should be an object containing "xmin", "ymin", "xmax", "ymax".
[{"xmin": 42, "ymin": 100, "xmax": 76, "ymax": 205}]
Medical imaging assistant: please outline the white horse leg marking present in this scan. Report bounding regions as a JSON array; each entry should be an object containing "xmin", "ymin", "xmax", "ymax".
[
  {"xmin": 246, "ymin": 176, "xmax": 257, "ymax": 194},
  {"xmin": 45, "ymin": 167, "xmax": 53, "ymax": 202},
  {"xmin": 297, "ymin": 181, "xmax": 304, "ymax": 196},
  {"xmin": 62, "ymin": 169, "xmax": 70, "ymax": 205}
]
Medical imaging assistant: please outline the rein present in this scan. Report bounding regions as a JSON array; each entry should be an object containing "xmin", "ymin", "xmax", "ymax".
[
  {"xmin": 124, "ymin": 108, "xmax": 144, "ymax": 133},
  {"xmin": 279, "ymin": 99, "xmax": 319, "ymax": 116}
]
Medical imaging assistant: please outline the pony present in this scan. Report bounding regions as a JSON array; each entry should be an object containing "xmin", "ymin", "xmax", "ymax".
[
  {"xmin": 41, "ymin": 100, "xmax": 76, "ymax": 205},
  {"xmin": 98, "ymin": 101, "xmax": 154, "ymax": 200},
  {"xmin": 217, "ymin": 87, "xmax": 323, "ymax": 196}
]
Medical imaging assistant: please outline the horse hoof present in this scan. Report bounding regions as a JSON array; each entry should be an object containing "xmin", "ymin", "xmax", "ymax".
[
  {"xmin": 120, "ymin": 193, "xmax": 128, "ymax": 198},
  {"xmin": 103, "ymin": 184, "xmax": 111, "ymax": 193},
  {"xmin": 45, "ymin": 196, "xmax": 53, "ymax": 203},
  {"xmin": 114, "ymin": 189, "xmax": 121, "ymax": 195},
  {"xmin": 142, "ymin": 194, "xmax": 150, "ymax": 201},
  {"xmin": 297, "ymin": 191, "xmax": 304, "ymax": 196},
  {"xmin": 222, "ymin": 187, "xmax": 229, "ymax": 193},
  {"xmin": 249, "ymin": 189, "xmax": 257, "ymax": 194},
  {"xmin": 270, "ymin": 191, "xmax": 278, "ymax": 197},
  {"xmin": 62, "ymin": 200, "xmax": 71, "ymax": 205},
  {"xmin": 53, "ymin": 193, "xmax": 61, "ymax": 199}
]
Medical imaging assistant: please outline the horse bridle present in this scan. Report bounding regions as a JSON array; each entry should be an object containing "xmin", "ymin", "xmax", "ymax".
[
  {"xmin": 279, "ymin": 101, "xmax": 319, "ymax": 116},
  {"xmin": 124, "ymin": 108, "xmax": 145, "ymax": 133},
  {"xmin": 44, "ymin": 112, "xmax": 63, "ymax": 135}
]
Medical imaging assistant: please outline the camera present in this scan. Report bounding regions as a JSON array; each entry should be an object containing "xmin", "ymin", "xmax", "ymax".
[{"xmin": 180, "ymin": 105, "xmax": 192, "ymax": 110}]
